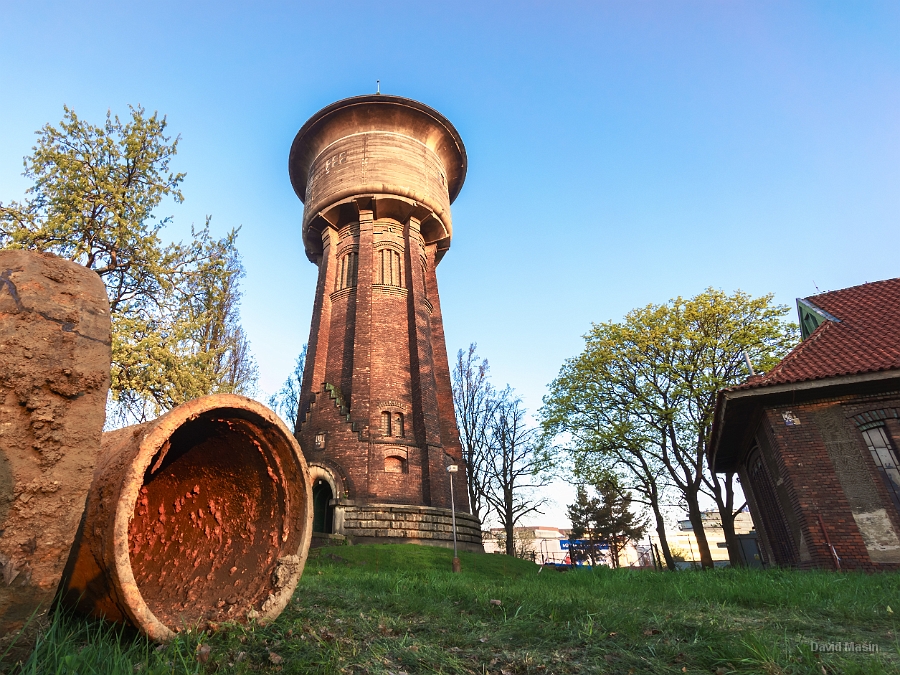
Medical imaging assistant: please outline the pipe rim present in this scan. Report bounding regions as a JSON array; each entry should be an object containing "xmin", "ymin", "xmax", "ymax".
[{"xmin": 111, "ymin": 394, "xmax": 311, "ymax": 641}]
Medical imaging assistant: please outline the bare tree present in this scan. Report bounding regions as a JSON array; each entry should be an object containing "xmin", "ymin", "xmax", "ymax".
[
  {"xmin": 268, "ymin": 344, "xmax": 306, "ymax": 432},
  {"xmin": 452, "ymin": 344, "xmax": 498, "ymax": 524},
  {"xmin": 483, "ymin": 394, "xmax": 556, "ymax": 556}
]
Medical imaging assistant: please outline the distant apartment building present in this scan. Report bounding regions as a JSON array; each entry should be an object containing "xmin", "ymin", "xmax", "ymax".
[
  {"xmin": 483, "ymin": 526, "xmax": 570, "ymax": 563},
  {"xmin": 649, "ymin": 511, "xmax": 757, "ymax": 568},
  {"xmin": 483, "ymin": 526, "xmax": 653, "ymax": 567}
]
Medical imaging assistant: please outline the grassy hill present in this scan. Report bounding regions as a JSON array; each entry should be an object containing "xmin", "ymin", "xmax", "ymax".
[{"xmin": 9, "ymin": 544, "xmax": 900, "ymax": 674}]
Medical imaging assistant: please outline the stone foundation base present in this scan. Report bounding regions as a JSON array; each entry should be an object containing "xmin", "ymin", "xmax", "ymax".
[
  {"xmin": 327, "ymin": 500, "xmax": 484, "ymax": 552},
  {"xmin": 311, "ymin": 532, "xmax": 348, "ymax": 548}
]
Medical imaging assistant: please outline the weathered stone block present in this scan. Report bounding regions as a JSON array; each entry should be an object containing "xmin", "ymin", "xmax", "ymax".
[{"xmin": 0, "ymin": 251, "xmax": 111, "ymax": 658}]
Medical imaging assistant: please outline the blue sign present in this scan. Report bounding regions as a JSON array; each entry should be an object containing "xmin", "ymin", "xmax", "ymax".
[{"xmin": 560, "ymin": 539, "xmax": 609, "ymax": 551}]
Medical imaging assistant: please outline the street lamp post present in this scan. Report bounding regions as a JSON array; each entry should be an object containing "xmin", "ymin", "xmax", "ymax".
[{"xmin": 447, "ymin": 464, "xmax": 461, "ymax": 573}]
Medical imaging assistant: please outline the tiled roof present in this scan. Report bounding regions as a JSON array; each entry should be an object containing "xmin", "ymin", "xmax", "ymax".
[{"xmin": 735, "ymin": 277, "xmax": 900, "ymax": 390}]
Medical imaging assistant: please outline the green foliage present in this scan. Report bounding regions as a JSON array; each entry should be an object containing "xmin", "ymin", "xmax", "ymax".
[
  {"xmin": 541, "ymin": 288, "xmax": 798, "ymax": 567},
  {"xmin": 16, "ymin": 545, "xmax": 900, "ymax": 674},
  {"xmin": 568, "ymin": 474, "xmax": 647, "ymax": 568},
  {"xmin": 6, "ymin": 604, "xmax": 204, "ymax": 675},
  {"xmin": 567, "ymin": 485, "xmax": 606, "ymax": 565},
  {"xmin": 0, "ymin": 106, "xmax": 257, "ymax": 424}
]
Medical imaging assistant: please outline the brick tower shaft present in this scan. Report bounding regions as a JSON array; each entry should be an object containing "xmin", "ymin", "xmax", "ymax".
[{"xmin": 288, "ymin": 95, "xmax": 481, "ymax": 549}]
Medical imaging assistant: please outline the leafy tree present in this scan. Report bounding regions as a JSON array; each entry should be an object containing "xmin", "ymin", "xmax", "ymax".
[
  {"xmin": 483, "ymin": 393, "xmax": 555, "ymax": 556},
  {"xmin": 591, "ymin": 474, "xmax": 647, "ymax": 568},
  {"xmin": 111, "ymin": 222, "xmax": 258, "ymax": 424},
  {"xmin": 542, "ymin": 289, "xmax": 797, "ymax": 569},
  {"xmin": 570, "ymin": 430, "xmax": 680, "ymax": 569},
  {"xmin": 568, "ymin": 476, "xmax": 647, "ymax": 568},
  {"xmin": 566, "ymin": 485, "xmax": 606, "ymax": 566},
  {"xmin": 452, "ymin": 344, "xmax": 499, "ymax": 524},
  {"xmin": 268, "ymin": 344, "xmax": 307, "ymax": 432},
  {"xmin": 183, "ymin": 226, "xmax": 258, "ymax": 397},
  {"xmin": 0, "ymin": 105, "xmax": 257, "ymax": 424}
]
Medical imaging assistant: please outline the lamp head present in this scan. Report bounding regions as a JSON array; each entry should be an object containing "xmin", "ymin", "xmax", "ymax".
[{"xmin": 447, "ymin": 465, "xmax": 458, "ymax": 473}]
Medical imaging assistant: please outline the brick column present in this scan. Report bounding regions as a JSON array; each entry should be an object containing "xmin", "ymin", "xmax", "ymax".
[
  {"xmin": 297, "ymin": 227, "xmax": 336, "ymax": 433},
  {"xmin": 352, "ymin": 210, "xmax": 375, "ymax": 496},
  {"xmin": 425, "ymin": 244, "xmax": 470, "ymax": 513},
  {"xmin": 407, "ymin": 224, "xmax": 449, "ymax": 508}
]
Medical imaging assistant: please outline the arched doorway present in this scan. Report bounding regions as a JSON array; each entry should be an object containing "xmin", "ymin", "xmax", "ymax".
[{"xmin": 312, "ymin": 478, "xmax": 334, "ymax": 534}]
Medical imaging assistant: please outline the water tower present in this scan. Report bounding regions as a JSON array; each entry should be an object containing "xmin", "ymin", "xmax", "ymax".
[{"xmin": 289, "ymin": 94, "xmax": 482, "ymax": 550}]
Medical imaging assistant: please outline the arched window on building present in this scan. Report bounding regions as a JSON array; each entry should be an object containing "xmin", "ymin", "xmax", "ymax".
[
  {"xmin": 336, "ymin": 251, "xmax": 358, "ymax": 290},
  {"xmin": 381, "ymin": 411, "xmax": 392, "ymax": 437},
  {"xmin": 380, "ymin": 249, "xmax": 403, "ymax": 287},
  {"xmin": 860, "ymin": 425, "xmax": 900, "ymax": 513},
  {"xmin": 384, "ymin": 456, "xmax": 407, "ymax": 473},
  {"xmin": 394, "ymin": 412, "xmax": 404, "ymax": 438}
]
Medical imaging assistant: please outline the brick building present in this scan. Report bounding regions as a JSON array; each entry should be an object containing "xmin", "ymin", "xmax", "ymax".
[
  {"xmin": 288, "ymin": 94, "xmax": 482, "ymax": 550},
  {"xmin": 709, "ymin": 278, "xmax": 900, "ymax": 570}
]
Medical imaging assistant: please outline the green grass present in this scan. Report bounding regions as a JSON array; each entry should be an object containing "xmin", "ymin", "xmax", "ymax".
[{"xmin": 7, "ymin": 544, "xmax": 900, "ymax": 674}]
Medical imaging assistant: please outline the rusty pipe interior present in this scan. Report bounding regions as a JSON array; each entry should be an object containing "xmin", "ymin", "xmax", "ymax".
[{"xmin": 60, "ymin": 395, "xmax": 312, "ymax": 641}]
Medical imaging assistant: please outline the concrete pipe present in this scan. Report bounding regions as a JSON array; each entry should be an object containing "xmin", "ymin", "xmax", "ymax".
[{"xmin": 59, "ymin": 394, "xmax": 312, "ymax": 642}]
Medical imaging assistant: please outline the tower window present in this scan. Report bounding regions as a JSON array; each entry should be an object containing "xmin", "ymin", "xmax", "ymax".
[
  {"xmin": 381, "ymin": 411, "xmax": 403, "ymax": 437},
  {"xmin": 315, "ymin": 432, "xmax": 326, "ymax": 449},
  {"xmin": 384, "ymin": 456, "xmax": 407, "ymax": 473},
  {"xmin": 336, "ymin": 251, "xmax": 358, "ymax": 291},
  {"xmin": 380, "ymin": 249, "xmax": 403, "ymax": 287}
]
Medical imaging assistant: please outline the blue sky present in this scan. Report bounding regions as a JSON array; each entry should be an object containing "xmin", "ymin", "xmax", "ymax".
[{"xmin": 2, "ymin": 1, "xmax": 898, "ymax": 525}]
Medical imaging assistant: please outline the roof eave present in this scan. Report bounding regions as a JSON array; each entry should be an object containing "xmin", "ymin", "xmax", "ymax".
[{"xmin": 710, "ymin": 368, "xmax": 900, "ymax": 473}]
